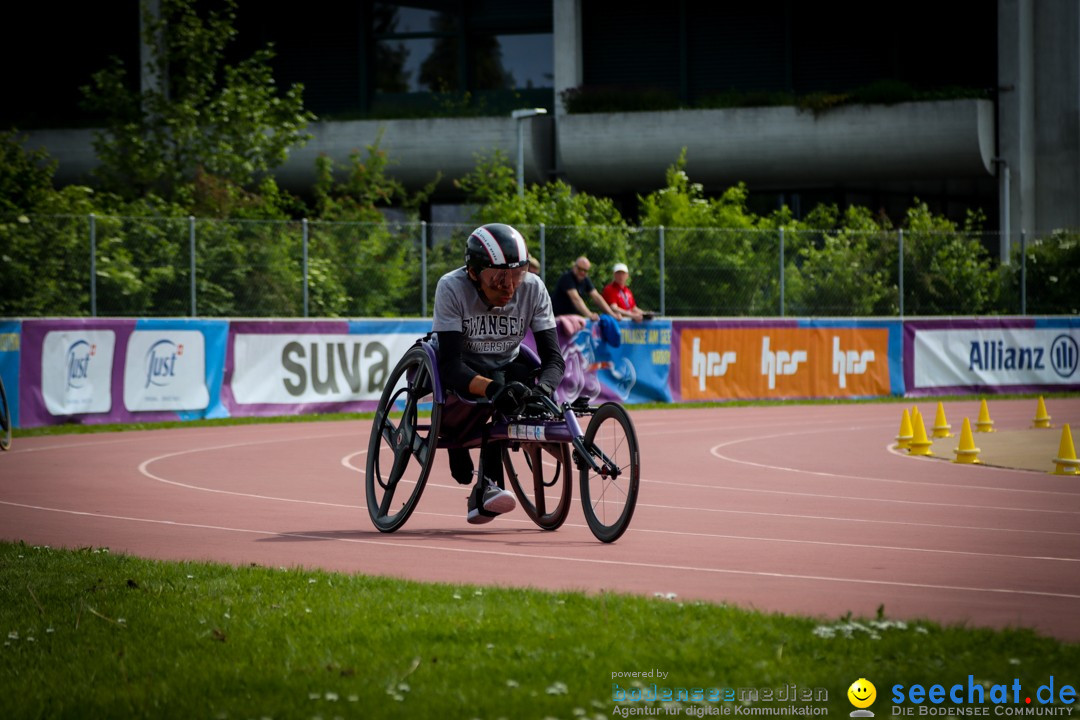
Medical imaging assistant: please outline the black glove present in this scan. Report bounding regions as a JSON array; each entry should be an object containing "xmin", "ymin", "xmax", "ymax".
[
  {"xmin": 532, "ymin": 381, "xmax": 555, "ymax": 398},
  {"xmin": 485, "ymin": 378, "xmax": 530, "ymax": 415}
]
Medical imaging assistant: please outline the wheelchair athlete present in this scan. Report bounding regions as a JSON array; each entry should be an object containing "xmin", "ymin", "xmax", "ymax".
[{"xmin": 432, "ymin": 223, "xmax": 565, "ymax": 524}]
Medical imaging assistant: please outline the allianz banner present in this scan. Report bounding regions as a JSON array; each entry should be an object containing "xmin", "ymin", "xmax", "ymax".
[
  {"xmin": 672, "ymin": 320, "xmax": 903, "ymax": 401},
  {"xmin": 905, "ymin": 318, "xmax": 1080, "ymax": 395}
]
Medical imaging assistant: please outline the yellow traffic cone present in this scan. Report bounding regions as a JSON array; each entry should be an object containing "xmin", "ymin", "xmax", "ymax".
[
  {"xmin": 952, "ymin": 418, "xmax": 981, "ymax": 464},
  {"xmin": 975, "ymin": 398, "xmax": 995, "ymax": 433},
  {"xmin": 932, "ymin": 401, "xmax": 953, "ymax": 438},
  {"xmin": 1051, "ymin": 424, "xmax": 1079, "ymax": 476},
  {"xmin": 895, "ymin": 409, "xmax": 913, "ymax": 450},
  {"xmin": 908, "ymin": 409, "xmax": 933, "ymax": 456},
  {"xmin": 1032, "ymin": 396, "xmax": 1052, "ymax": 429}
]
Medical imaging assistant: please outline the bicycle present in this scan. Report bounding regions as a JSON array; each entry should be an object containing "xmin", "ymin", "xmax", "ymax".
[{"xmin": 365, "ymin": 340, "xmax": 640, "ymax": 543}]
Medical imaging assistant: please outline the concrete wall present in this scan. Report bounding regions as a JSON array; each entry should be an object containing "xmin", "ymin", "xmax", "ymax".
[{"xmin": 557, "ymin": 101, "xmax": 995, "ymax": 195}]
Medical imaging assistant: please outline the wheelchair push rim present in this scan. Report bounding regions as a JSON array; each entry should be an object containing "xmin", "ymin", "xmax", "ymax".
[
  {"xmin": 578, "ymin": 402, "xmax": 640, "ymax": 543},
  {"xmin": 503, "ymin": 441, "xmax": 573, "ymax": 530},
  {"xmin": 365, "ymin": 346, "xmax": 442, "ymax": 532}
]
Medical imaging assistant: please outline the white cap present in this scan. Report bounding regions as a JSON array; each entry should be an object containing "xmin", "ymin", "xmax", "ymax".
[{"xmin": 613, "ymin": 262, "xmax": 629, "ymax": 274}]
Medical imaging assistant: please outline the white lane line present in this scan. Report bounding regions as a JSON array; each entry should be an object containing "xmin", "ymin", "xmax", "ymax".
[
  {"xmin": 642, "ymin": 477, "xmax": 1080, "ymax": 516},
  {"xmin": 3, "ymin": 500, "xmax": 1078, "ymax": 600},
  {"xmin": 708, "ymin": 429, "xmax": 1080, "ymax": 498},
  {"xmin": 134, "ymin": 436, "xmax": 1080, "ymax": 538}
]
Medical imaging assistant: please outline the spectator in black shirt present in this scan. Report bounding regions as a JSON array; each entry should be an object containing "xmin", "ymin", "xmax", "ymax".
[{"xmin": 550, "ymin": 256, "xmax": 620, "ymax": 321}]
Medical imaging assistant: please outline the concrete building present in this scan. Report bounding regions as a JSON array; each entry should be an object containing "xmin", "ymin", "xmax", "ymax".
[{"xmin": 8, "ymin": 1, "xmax": 1079, "ymax": 256}]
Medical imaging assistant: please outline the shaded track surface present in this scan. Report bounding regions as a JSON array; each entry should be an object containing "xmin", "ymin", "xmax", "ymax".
[{"xmin": 2, "ymin": 398, "xmax": 1079, "ymax": 641}]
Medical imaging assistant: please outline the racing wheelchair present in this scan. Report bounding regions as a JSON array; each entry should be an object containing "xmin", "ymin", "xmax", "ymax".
[{"xmin": 364, "ymin": 340, "xmax": 640, "ymax": 543}]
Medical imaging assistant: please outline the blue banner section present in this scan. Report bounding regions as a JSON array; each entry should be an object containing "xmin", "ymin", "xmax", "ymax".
[
  {"xmin": 0, "ymin": 320, "xmax": 21, "ymax": 428},
  {"xmin": 134, "ymin": 318, "xmax": 230, "ymax": 421},
  {"xmin": 555, "ymin": 318, "xmax": 672, "ymax": 405}
]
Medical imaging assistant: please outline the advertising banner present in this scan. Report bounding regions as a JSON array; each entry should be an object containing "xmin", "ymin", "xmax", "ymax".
[
  {"xmin": 0, "ymin": 320, "xmax": 20, "ymax": 429},
  {"xmin": 672, "ymin": 320, "xmax": 901, "ymax": 401},
  {"xmin": 905, "ymin": 318, "xmax": 1080, "ymax": 394},
  {"xmin": 18, "ymin": 318, "xmax": 228, "ymax": 427},
  {"xmin": 224, "ymin": 319, "xmax": 433, "ymax": 416},
  {"xmin": 552, "ymin": 318, "xmax": 673, "ymax": 405}
]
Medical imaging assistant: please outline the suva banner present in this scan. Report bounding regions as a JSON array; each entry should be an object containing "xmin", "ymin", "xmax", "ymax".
[
  {"xmin": 224, "ymin": 320, "xmax": 434, "ymax": 416},
  {"xmin": 672, "ymin": 319, "xmax": 903, "ymax": 401},
  {"xmin": 905, "ymin": 318, "xmax": 1080, "ymax": 395}
]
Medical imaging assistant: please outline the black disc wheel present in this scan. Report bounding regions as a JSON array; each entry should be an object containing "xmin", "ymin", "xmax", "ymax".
[
  {"xmin": 365, "ymin": 346, "xmax": 442, "ymax": 532},
  {"xmin": 504, "ymin": 442, "xmax": 572, "ymax": 530},
  {"xmin": 579, "ymin": 403, "xmax": 640, "ymax": 543},
  {"xmin": 0, "ymin": 377, "xmax": 10, "ymax": 451}
]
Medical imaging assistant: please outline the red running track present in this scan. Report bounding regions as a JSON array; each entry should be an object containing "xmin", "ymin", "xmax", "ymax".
[{"xmin": 2, "ymin": 398, "xmax": 1079, "ymax": 641}]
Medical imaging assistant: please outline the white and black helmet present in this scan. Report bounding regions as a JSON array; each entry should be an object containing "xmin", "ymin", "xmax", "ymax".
[{"xmin": 465, "ymin": 223, "xmax": 530, "ymax": 273}]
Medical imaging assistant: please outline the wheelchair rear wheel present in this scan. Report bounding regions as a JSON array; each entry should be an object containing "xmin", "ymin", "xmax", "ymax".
[
  {"xmin": 0, "ymin": 376, "xmax": 10, "ymax": 451},
  {"xmin": 578, "ymin": 403, "xmax": 640, "ymax": 543},
  {"xmin": 365, "ymin": 346, "xmax": 442, "ymax": 532},
  {"xmin": 504, "ymin": 442, "xmax": 572, "ymax": 530}
]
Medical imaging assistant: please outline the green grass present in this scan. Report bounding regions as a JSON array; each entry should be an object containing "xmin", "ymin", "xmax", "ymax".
[{"xmin": 1, "ymin": 542, "xmax": 1077, "ymax": 719}]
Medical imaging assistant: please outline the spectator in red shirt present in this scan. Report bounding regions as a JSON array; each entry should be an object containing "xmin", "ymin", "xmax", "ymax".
[{"xmin": 602, "ymin": 263, "xmax": 654, "ymax": 322}]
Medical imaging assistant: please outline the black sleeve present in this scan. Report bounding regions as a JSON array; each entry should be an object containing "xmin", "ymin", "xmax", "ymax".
[
  {"xmin": 436, "ymin": 330, "xmax": 480, "ymax": 397},
  {"xmin": 533, "ymin": 327, "xmax": 565, "ymax": 391}
]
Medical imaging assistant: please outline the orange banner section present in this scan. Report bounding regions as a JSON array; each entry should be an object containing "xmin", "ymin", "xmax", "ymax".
[{"xmin": 681, "ymin": 327, "xmax": 890, "ymax": 400}]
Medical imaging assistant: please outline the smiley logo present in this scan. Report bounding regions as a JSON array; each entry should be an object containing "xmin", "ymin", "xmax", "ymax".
[{"xmin": 848, "ymin": 678, "xmax": 877, "ymax": 710}]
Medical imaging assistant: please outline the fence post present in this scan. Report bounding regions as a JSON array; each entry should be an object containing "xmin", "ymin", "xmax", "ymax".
[
  {"xmin": 658, "ymin": 225, "xmax": 666, "ymax": 317},
  {"xmin": 421, "ymin": 221, "xmax": 428, "ymax": 317},
  {"xmin": 1020, "ymin": 230, "xmax": 1027, "ymax": 315},
  {"xmin": 89, "ymin": 213, "xmax": 97, "ymax": 317},
  {"xmin": 779, "ymin": 227, "xmax": 785, "ymax": 317},
  {"xmin": 189, "ymin": 216, "xmax": 197, "ymax": 317},
  {"xmin": 897, "ymin": 228, "xmax": 904, "ymax": 318},
  {"xmin": 539, "ymin": 222, "xmax": 546, "ymax": 279},
  {"xmin": 302, "ymin": 218, "xmax": 309, "ymax": 318}
]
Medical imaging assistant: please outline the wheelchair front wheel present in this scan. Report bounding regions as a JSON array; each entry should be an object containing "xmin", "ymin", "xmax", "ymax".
[
  {"xmin": 504, "ymin": 442, "xmax": 572, "ymax": 530},
  {"xmin": 578, "ymin": 403, "xmax": 640, "ymax": 543},
  {"xmin": 365, "ymin": 346, "xmax": 442, "ymax": 532}
]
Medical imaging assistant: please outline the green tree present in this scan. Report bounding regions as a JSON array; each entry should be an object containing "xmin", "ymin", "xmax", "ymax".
[
  {"xmin": 902, "ymin": 202, "xmax": 997, "ymax": 315},
  {"xmin": 637, "ymin": 150, "xmax": 782, "ymax": 315},
  {"xmin": 785, "ymin": 205, "xmax": 897, "ymax": 316},
  {"xmin": 309, "ymin": 136, "xmax": 438, "ymax": 316},
  {"xmin": 1002, "ymin": 230, "xmax": 1080, "ymax": 315},
  {"xmin": 454, "ymin": 150, "xmax": 631, "ymax": 294},
  {"xmin": 81, "ymin": 0, "xmax": 314, "ymax": 203}
]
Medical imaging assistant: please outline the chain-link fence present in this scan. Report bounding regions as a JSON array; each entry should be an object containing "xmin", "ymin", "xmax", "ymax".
[{"xmin": 2, "ymin": 215, "xmax": 1077, "ymax": 317}]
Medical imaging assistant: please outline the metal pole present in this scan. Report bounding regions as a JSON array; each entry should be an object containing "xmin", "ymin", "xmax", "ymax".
[
  {"xmin": 516, "ymin": 118, "xmax": 525, "ymax": 198},
  {"xmin": 89, "ymin": 213, "xmax": 97, "ymax": 317},
  {"xmin": 539, "ymin": 223, "xmax": 546, "ymax": 278},
  {"xmin": 1020, "ymin": 230, "xmax": 1027, "ymax": 315},
  {"xmin": 189, "ymin": 216, "xmax": 196, "ymax": 317},
  {"xmin": 658, "ymin": 225, "xmax": 666, "ymax": 317},
  {"xmin": 302, "ymin": 218, "xmax": 309, "ymax": 318},
  {"xmin": 421, "ymin": 221, "xmax": 428, "ymax": 316},
  {"xmin": 778, "ymin": 227, "xmax": 785, "ymax": 317},
  {"xmin": 1001, "ymin": 162, "xmax": 1011, "ymax": 264},
  {"xmin": 897, "ymin": 229, "xmax": 904, "ymax": 318}
]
